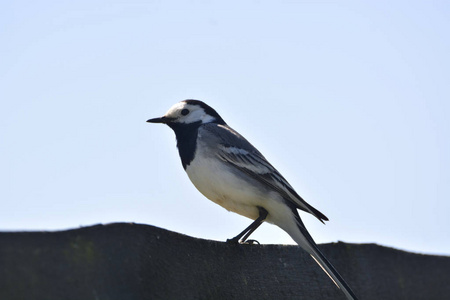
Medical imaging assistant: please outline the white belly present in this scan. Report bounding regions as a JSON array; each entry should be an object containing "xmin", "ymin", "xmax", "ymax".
[
  {"xmin": 185, "ymin": 155, "xmax": 266, "ymax": 220},
  {"xmin": 184, "ymin": 153, "xmax": 294, "ymax": 227}
]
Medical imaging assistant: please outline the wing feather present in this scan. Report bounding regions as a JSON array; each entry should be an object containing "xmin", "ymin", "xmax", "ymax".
[{"xmin": 217, "ymin": 144, "xmax": 328, "ymax": 223}]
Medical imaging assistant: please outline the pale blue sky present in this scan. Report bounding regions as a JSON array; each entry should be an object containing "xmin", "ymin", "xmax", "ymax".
[{"xmin": 1, "ymin": 1, "xmax": 449, "ymax": 255}]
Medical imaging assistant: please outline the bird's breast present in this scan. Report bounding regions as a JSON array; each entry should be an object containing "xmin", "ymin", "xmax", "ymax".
[{"xmin": 185, "ymin": 153, "xmax": 265, "ymax": 220}]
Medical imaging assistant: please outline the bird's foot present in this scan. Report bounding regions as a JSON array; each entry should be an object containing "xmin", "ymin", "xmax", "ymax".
[
  {"xmin": 242, "ymin": 239, "xmax": 260, "ymax": 245},
  {"xmin": 226, "ymin": 238, "xmax": 260, "ymax": 245},
  {"xmin": 226, "ymin": 237, "xmax": 240, "ymax": 244}
]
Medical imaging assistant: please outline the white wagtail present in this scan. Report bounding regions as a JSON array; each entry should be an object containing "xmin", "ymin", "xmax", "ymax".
[{"xmin": 147, "ymin": 99, "xmax": 358, "ymax": 300}]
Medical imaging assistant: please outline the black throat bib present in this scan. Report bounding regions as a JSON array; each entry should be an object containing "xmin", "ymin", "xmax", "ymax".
[{"xmin": 168, "ymin": 121, "xmax": 202, "ymax": 169}]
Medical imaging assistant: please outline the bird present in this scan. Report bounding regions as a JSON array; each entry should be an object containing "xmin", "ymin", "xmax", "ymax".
[{"xmin": 147, "ymin": 99, "xmax": 358, "ymax": 300}]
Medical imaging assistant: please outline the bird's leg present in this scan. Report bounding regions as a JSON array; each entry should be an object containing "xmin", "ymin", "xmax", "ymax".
[{"xmin": 226, "ymin": 207, "xmax": 268, "ymax": 244}]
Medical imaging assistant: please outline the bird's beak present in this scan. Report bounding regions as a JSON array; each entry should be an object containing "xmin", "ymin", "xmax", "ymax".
[{"xmin": 146, "ymin": 116, "xmax": 174, "ymax": 124}]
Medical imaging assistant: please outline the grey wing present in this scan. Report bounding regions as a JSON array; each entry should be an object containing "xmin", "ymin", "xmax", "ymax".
[{"xmin": 204, "ymin": 124, "xmax": 328, "ymax": 223}]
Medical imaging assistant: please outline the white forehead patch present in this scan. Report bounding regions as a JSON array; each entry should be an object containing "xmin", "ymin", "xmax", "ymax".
[
  {"xmin": 164, "ymin": 102, "xmax": 186, "ymax": 117},
  {"xmin": 164, "ymin": 102, "xmax": 216, "ymax": 124}
]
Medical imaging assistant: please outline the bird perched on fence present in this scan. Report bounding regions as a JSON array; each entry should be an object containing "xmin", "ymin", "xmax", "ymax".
[{"xmin": 147, "ymin": 99, "xmax": 358, "ymax": 300}]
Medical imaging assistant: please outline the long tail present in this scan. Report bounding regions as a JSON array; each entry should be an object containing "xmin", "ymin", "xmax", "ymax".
[{"xmin": 284, "ymin": 215, "xmax": 359, "ymax": 300}]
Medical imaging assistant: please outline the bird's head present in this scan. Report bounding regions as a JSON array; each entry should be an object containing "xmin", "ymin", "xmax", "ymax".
[{"xmin": 147, "ymin": 100, "xmax": 226, "ymax": 126}]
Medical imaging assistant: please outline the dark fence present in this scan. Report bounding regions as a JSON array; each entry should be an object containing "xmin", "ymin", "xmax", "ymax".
[{"xmin": 0, "ymin": 223, "xmax": 448, "ymax": 300}]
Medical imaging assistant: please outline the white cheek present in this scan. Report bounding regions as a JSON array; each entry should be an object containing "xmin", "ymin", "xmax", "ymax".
[
  {"xmin": 200, "ymin": 114, "xmax": 215, "ymax": 123},
  {"xmin": 184, "ymin": 111, "xmax": 215, "ymax": 124},
  {"xmin": 185, "ymin": 111, "xmax": 202, "ymax": 123}
]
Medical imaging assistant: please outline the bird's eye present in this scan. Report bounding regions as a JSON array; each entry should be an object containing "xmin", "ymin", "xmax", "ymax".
[{"xmin": 181, "ymin": 109, "xmax": 190, "ymax": 116}]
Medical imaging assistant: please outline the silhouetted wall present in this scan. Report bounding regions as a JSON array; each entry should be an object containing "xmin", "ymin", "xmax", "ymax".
[{"xmin": 0, "ymin": 223, "xmax": 448, "ymax": 299}]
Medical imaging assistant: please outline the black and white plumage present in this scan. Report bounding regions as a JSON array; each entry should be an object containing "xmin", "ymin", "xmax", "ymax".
[{"xmin": 147, "ymin": 99, "xmax": 358, "ymax": 300}]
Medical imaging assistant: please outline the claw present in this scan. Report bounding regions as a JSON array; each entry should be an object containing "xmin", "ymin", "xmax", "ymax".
[
  {"xmin": 241, "ymin": 239, "xmax": 260, "ymax": 245},
  {"xmin": 226, "ymin": 238, "xmax": 240, "ymax": 244},
  {"xmin": 226, "ymin": 238, "xmax": 260, "ymax": 245}
]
